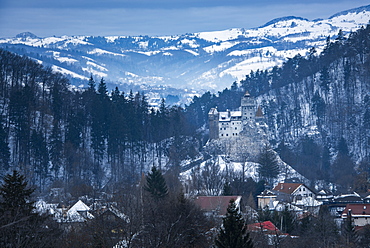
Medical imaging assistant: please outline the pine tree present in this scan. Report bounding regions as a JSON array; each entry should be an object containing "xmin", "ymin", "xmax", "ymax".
[
  {"xmin": 0, "ymin": 170, "xmax": 61, "ymax": 247},
  {"xmin": 342, "ymin": 210, "xmax": 358, "ymax": 247},
  {"xmin": 87, "ymin": 74, "xmax": 96, "ymax": 92},
  {"xmin": 0, "ymin": 116, "xmax": 10, "ymax": 172},
  {"xmin": 223, "ymin": 182, "xmax": 232, "ymax": 196},
  {"xmin": 0, "ymin": 170, "xmax": 35, "ymax": 217},
  {"xmin": 215, "ymin": 199, "xmax": 253, "ymax": 248},
  {"xmin": 144, "ymin": 166, "xmax": 168, "ymax": 199},
  {"xmin": 257, "ymin": 145, "xmax": 279, "ymax": 186}
]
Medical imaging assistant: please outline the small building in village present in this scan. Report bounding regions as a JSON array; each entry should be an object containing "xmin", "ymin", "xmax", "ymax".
[
  {"xmin": 341, "ymin": 203, "xmax": 370, "ymax": 227},
  {"xmin": 257, "ymin": 182, "xmax": 322, "ymax": 214}
]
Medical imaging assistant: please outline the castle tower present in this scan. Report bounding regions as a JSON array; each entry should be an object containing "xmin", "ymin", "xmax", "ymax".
[
  {"xmin": 241, "ymin": 91, "xmax": 256, "ymax": 125},
  {"xmin": 208, "ymin": 108, "xmax": 219, "ymax": 139},
  {"xmin": 255, "ymin": 105, "xmax": 264, "ymax": 122}
]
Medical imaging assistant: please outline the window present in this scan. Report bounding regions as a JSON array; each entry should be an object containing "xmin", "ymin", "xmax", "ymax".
[
  {"xmin": 235, "ymin": 127, "xmax": 237, "ymax": 130},
  {"xmin": 226, "ymin": 134, "xmax": 228, "ymax": 136}
]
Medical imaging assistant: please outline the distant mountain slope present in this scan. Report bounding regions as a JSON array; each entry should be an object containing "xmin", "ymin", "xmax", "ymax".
[{"xmin": 1, "ymin": 5, "xmax": 370, "ymax": 92}]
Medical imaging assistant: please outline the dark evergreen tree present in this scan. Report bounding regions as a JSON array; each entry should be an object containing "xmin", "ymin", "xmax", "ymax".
[
  {"xmin": 223, "ymin": 182, "xmax": 233, "ymax": 196},
  {"xmin": 311, "ymin": 91, "xmax": 326, "ymax": 123},
  {"xmin": 49, "ymin": 121, "xmax": 63, "ymax": 178},
  {"xmin": 144, "ymin": 166, "xmax": 168, "ymax": 199},
  {"xmin": 30, "ymin": 130, "xmax": 49, "ymax": 188},
  {"xmin": 337, "ymin": 137, "xmax": 349, "ymax": 156},
  {"xmin": 257, "ymin": 145, "xmax": 279, "ymax": 186},
  {"xmin": 0, "ymin": 116, "xmax": 10, "ymax": 172},
  {"xmin": 0, "ymin": 171, "xmax": 60, "ymax": 247},
  {"xmin": 342, "ymin": 210, "xmax": 358, "ymax": 247},
  {"xmin": 215, "ymin": 199, "xmax": 253, "ymax": 248},
  {"xmin": 319, "ymin": 66, "xmax": 330, "ymax": 91},
  {"xmin": 0, "ymin": 170, "xmax": 35, "ymax": 218},
  {"xmin": 87, "ymin": 74, "xmax": 96, "ymax": 92}
]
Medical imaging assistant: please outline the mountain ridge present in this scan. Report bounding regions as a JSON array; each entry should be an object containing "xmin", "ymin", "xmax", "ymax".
[{"xmin": 1, "ymin": 4, "xmax": 370, "ymax": 95}]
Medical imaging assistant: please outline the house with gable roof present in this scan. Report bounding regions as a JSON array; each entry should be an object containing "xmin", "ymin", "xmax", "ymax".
[
  {"xmin": 257, "ymin": 183, "xmax": 321, "ymax": 212},
  {"xmin": 341, "ymin": 203, "xmax": 370, "ymax": 227},
  {"xmin": 247, "ymin": 221, "xmax": 287, "ymax": 236},
  {"xmin": 273, "ymin": 183, "xmax": 319, "ymax": 207},
  {"xmin": 56, "ymin": 199, "xmax": 94, "ymax": 223},
  {"xmin": 273, "ymin": 183, "xmax": 315, "ymax": 199},
  {"xmin": 247, "ymin": 221, "xmax": 290, "ymax": 246}
]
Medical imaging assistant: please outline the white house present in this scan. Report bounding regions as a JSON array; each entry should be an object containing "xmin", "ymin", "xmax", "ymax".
[{"xmin": 272, "ymin": 182, "xmax": 321, "ymax": 211}]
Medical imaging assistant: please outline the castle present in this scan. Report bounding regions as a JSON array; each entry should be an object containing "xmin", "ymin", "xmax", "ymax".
[{"xmin": 208, "ymin": 91, "xmax": 264, "ymax": 139}]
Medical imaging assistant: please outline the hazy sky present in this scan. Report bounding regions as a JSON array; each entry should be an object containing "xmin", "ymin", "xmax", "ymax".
[{"xmin": 0, "ymin": 0, "xmax": 368, "ymax": 38}]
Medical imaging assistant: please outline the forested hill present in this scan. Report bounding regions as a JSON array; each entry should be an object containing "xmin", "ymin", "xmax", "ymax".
[
  {"xmin": 1, "ymin": 24, "xmax": 370, "ymax": 191},
  {"xmin": 187, "ymin": 25, "xmax": 370, "ymax": 183},
  {"xmin": 0, "ymin": 50, "xmax": 198, "ymax": 190}
]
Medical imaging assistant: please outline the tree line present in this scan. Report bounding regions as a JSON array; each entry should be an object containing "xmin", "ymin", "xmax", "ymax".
[{"xmin": 0, "ymin": 49, "xmax": 197, "ymax": 190}]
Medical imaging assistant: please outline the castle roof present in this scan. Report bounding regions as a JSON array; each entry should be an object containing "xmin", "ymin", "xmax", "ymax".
[
  {"xmin": 208, "ymin": 107, "xmax": 218, "ymax": 115},
  {"xmin": 219, "ymin": 110, "xmax": 241, "ymax": 121}
]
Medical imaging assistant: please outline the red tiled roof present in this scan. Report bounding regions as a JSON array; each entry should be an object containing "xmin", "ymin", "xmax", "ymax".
[
  {"xmin": 342, "ymin": 204, "xmax": 370, "ymax": 216},
  {"xmin": 273, "ymin": 183, "xmax": 302, "ymax": 194},
  {"xmin": 247, "ymin": 221, "xmax": 285, "ymax": 235},
  {"xmin": 194, "ymin": 196, "xmax": 241, "ymax": 216}
]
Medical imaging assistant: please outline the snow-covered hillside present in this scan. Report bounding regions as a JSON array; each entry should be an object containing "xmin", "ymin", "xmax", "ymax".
[{"xmin": 1, "ymin": 5, "xmax": 370, "ymax": 92}]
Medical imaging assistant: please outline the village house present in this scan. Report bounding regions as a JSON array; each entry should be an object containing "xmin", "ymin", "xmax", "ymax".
[
  {"xmin": 324, "ymin": 193, "xmax": 364, "ymax": 218},
  {"xmin": 257, "ymin": 183, "xmax": 322, "ymax": 214},
  {"xmin": 273, "ymin": 183, "xmax": 315, "ymax": 200},
  {"xmin": 257, "ymin": 189, "xmax": 277, "ymax": 209},
  {"xmin": 247, "ymin": 221, "xmax": 290, "ymax": 246},
  {"xmin": 247, "ymin": 221, "xmax": 287, "ymax": 236},
  {"xmin": 341, "ymin": 203, "xmax": 370, "ymax": 227},
  {"xmin": 273, "ymin": 182, "xmax": 321, "ymax": 211}
]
